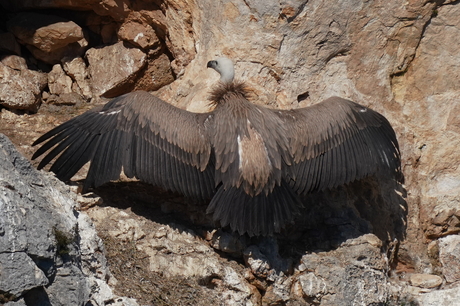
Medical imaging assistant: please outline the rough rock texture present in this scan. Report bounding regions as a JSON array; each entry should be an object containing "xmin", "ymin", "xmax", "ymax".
[
  {"xmin": 86, "ymin": 41, "xmax": 147, "ymax": 97},
  {"xmin": 48, "ymin": 63, "xmax": 73, "ymax": 96},
  {"xmin": 0, "ymin": 0, "xmax": 460, "ymax": 305},
  {"xmin": 62, "ymin": 57, "xmax": 92, "ymax": 99},
  {"xmin": 7, "ymin": 12, "xmax": 88, "ymax": 64},
  {"xmin": 0, "ymin": 134, "xmax": 136, "ymax": 306},
  {"xmin": 0, "ymin": 55, "xmax": 47, "ymax": 111},
  {"xmin": 438, "ymin": 235, "xmax": 460, "ymax": 284}
]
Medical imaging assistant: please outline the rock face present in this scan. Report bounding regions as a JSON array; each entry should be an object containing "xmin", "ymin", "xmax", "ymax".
[
  {"xmin": 86, "ymin": 41, "xmax": 147, "ymax": 97},
  {"xmin": 0, "ymin": 134, "xmax": 136, "ymax": 306},
  {"xmin": 0, "ymin": 55, "xmax": 47, "ymax": 111},
  {"xmin": 7, "ymin": 12, "xmax": 87, "ymax": 64},
  {"xmin": 0, "ymin": 0, "xmax": 460, "ymax": 305}
]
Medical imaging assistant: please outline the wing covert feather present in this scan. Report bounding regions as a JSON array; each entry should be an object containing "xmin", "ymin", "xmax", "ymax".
[
  {"xmin": 32, "ymin": 91, "xmax": 214, "ymax": 197},
  {"xmin": 276, "ymin": 96, "xmax": 401, "ymax": 194}
]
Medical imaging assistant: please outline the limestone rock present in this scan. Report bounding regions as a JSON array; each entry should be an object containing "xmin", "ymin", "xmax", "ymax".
[
  {"xmin": 438, "ymin": 235, "xmax": 460, "ymax": 283},
  {"xmin": 7, "ymin": 12, "xmax": 84, "ymax": 53},
  {"xmin": 1, "ymin": 0, "xmax": 460, "ymax": 304},
  {"xmin": 118, "ymin": 20, "xmax": 160, "ymax": 50},
  {"xmin": 7, "ymin": 12, "xmax": 87, "ymax": 64},
  {"xmin": 4, "ymin": 300, "xmax": 27, "ymax": 306},
  {"xmin": 0, "ymin": 252, "xmax": 49, "ymax": 296},
  {"xmin": 133, "ymin": 53, "xmax": 175, "ymax": 92},
  {"xmin": 210, "ymin": 229, "xmax": 246, "ymax": 257},
  {"xmin": 298, "ymin": 273, "xmax": 328, "ymax": 298},
  {"xmin": 409, "ymin": 273, "xmax": 443, "ymax": 289},
  {"xmin": 0, "ymin": 55, "xmax": 47, "ymax": 111},
  {"xmin": 62, "ymin": 57, "xmax": 92, "ymax": 99},
  {"xmin": 0, "ymin": 133, "xmax": 136, "ymax": 306},
  {"xmin": 293, "ymin": 234, "xmax": 389, "ymax": 305},
  {"xmin": 243, "ymin": 238, "xmax": 292, "ymax": 280},
  {"xmin": 162, "ymin": 0, "xmax": 197, "ymax": 76},
  {"xmin": 417, "ymin": 287, "xmax": 460, "ymax": 306},
  {"xmin": 48, "ymin": 64, "xmax": 73, "ymax": 96},
  {"xmin": 87, "ymin": 206, "xmax": 258, "ymax": 305},
  {"xmin": 86, "ymin": 42, "xmax": 147, "ymax": 97},
  {"xmin": 391, "ymin": 3, "xmax": 460, "ymax": 251},
  {"xmin": 0, "ymin": 0, "xmax": 100, "ymax": 11}
]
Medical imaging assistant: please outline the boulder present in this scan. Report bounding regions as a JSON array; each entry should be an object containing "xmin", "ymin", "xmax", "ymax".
[
  {"xmin": 48, "ymin": 64, "xmax": 73, "ymax": 96},
  {"xmin": 118, "ymin": 20, "xmax": 160, "ymax": 50},
  {"xmin": 438, "ymin": 235, "xmax": 460, "ymax": 283},
  {"xmin": 133, "ymin": 53, "xmax": 175, "ymax": 92},
  {"xmin": 7, "ymin": 12, "xmax": 87, "ymax": 64},
  {"xmin": 0, "ymin": 55, "xmax": 47, "ymax": 111},
  {"xmin": 62, "ymin": 57, "xmax": 92, "ymax": 99},
  {"xmin": 86, "ymin": 42, "xmax": 147, "ymax": 97},
  {"xmin": 0, "ymin": 134, "xmax": 137, "ymax": 306}
]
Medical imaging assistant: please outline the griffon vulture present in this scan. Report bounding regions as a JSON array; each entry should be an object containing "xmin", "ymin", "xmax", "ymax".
[{"xmin": 32, "ymin": 57, "xmax": 401, "ymax": 236}]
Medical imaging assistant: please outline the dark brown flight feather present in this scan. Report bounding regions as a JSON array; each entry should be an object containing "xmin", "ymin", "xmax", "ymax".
[{"xmin": 32, "ymin": 58, "xmax": 401, "ymax": 236}]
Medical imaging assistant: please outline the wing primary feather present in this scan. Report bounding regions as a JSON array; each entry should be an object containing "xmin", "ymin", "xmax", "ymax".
[
  {"xmin": 36, "ymin": 129, "xmax": 82, "ymax": 170},
  {"xmin": 49, "ymin": 132, "xmax": 93, "ymax": 180},
  {"xmin": 32, "ymin": 129, "xmax": 73, "ymax": 161}
]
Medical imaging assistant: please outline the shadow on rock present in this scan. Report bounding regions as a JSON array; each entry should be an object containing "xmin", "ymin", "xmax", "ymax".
[
  {"xmin": 90, "ymin": 172, "xmax": 407, "ymax": 272},
  {"xmin": 278, "ymin": 175, "xmax": 407, "ymax": 259}
]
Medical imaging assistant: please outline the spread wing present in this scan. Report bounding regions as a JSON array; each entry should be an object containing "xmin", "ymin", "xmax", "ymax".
[
  {"xmin": 276, "ymin": 96, "xmax": 401, "ymax": 195},
  {"xmin": 32, "ymin": 91, "xmax": 215, "ymax": 198}
]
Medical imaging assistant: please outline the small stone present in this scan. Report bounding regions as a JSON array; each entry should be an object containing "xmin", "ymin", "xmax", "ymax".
[
  {"xmin": 48, "ymin": 64, "xmax": 73, "ymax": 96},
  {"xmin": 439, "ymin": 235, "xmax": 460, "ymax": 283},
  {"xmin": 76, "ymin": 193, "xmax": 103, "ymax": 210},
  {"xmin": 298, "ymin": 272, "xmax": 328, "ymax": 297},
  {"xmin": 153, "ymin": 227, "xmax": 168, "ymax": 239},
  {"xmin": 210, "ymin": 230, "xmax": 245, "ymax": 256},
  {"xmin": 118, "ymin": 20, "xmax": 160, "ymax": 49},
  {"xmin": 409, "ymin": 273, "xmax": 443, "ymax": 288}
]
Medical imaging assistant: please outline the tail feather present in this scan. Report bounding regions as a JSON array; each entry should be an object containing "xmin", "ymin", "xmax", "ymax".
[{"xmin": 206, "ymin": 180, "xmax": 301, "ymax": 236}]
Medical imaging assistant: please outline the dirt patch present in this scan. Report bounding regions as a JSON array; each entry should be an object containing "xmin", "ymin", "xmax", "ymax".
[{"xmin": 99, "ymin": 231, "xmax": 222, "ymax": 306}]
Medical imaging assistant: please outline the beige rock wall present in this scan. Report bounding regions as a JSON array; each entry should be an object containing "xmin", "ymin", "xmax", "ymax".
[
  {"xmin": 159, "ymin": 0, "xmax": 459, "ymax": 277},
  {"xmin": 1, "ymin": 0, "xmax": 459, "ymax": 304}
]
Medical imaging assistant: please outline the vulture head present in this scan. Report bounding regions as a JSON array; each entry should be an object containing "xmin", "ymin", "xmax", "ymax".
[
  {"xmin": 207, "ymin": 57, "xmax": 235, "ymax": 84},
  {"xmin": 206, "ymin": 57, "xmax": 249, "ymax": 105}
]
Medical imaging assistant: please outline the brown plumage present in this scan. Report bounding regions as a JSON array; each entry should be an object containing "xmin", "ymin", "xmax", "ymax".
[{"xmin": 32, "ymin": 57, "xmax": 401, "ymax": 236}]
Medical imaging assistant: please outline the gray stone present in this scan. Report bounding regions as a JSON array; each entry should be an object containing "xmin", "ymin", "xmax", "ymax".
[
  {"xmin": 62, "ymin": 57, "xmax": 92, "ymax": 99},
  {"xmin": 46, "ymin": 265, "xmax": 90, "ymax": 306},
  {"xmin": 298, "ymin": 273, "xmax": 327, "ymax": 297},
  {"xmin": 210, "ymin": 230, "xmax": 246, "ymax": 256},
  {"xmin": 0, "ymin": 134, "xmax": 135, "ymax": 305},
  {"xmin": 0, "ymin": 252, "xmax": 48, "ymax": 296},
  {"xmin": 243, "ymin": 237, "xmax": 292, "ymax": 280},
  {"xmin": 295, "ymin": 235, "xmax": 390, "ymax": 305},
  {"xmin": 417, "ymin": 286, "xmax": 460, "ymax": 306},
  {"xmin": 5, "ymin": 299, "xmax": 27, "ymax": 306}
]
